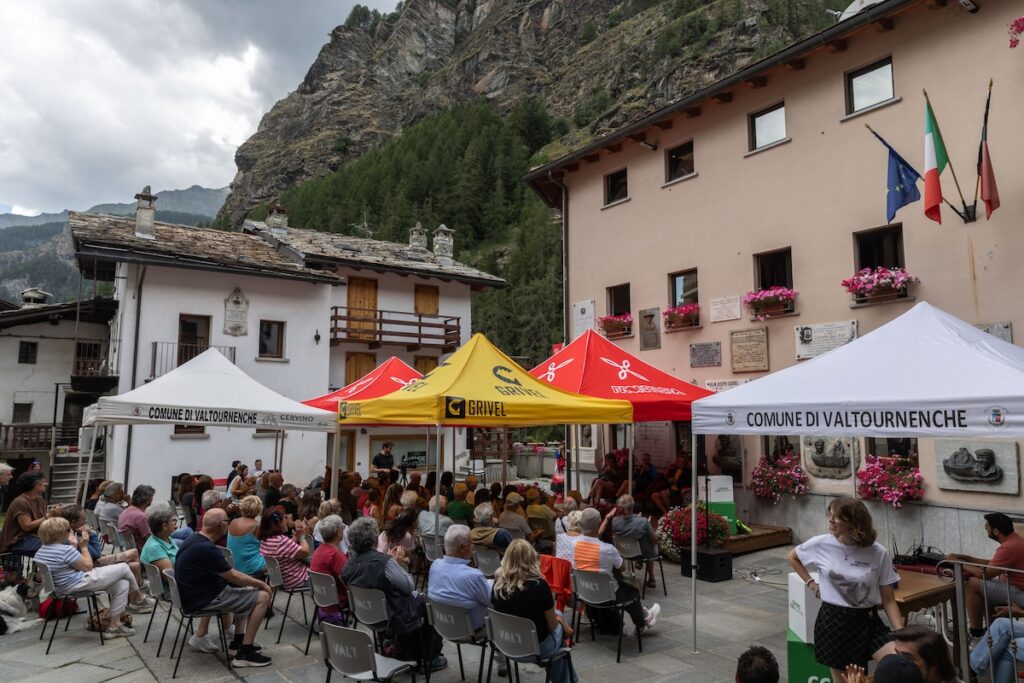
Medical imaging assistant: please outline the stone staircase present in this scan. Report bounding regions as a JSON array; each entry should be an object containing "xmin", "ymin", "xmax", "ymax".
[{"xmin": 50, "ymin": 453, "xmax": 106, "ymax": 505}]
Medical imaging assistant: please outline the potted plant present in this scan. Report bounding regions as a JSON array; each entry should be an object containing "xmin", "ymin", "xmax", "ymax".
[
  {"xmin": 841, "ymin": 266, "xmax": 920, "ymax": 303},
  {"xmin": 856, "ymin": 454, "xmax": 924, "ymax": 509},
  {"xmin": 663, "ymin": 303, "xmax": 700, "ymax": 330},
  {"xmin": 1011, "ymin": 16, "xmax": 1024, "ymax": 47},
  {"xmin": 598, "ymin": 313, "xmax": 633, "ymax": 337},
  {"xmin": 742, "ymin": 286, "xmax": 798, "ymax": 320},
  {"xmin": 749, "ymin": 451, "xmax": 809, "ymax": 505},
  {"xmin": 655, "ymin": 503, "xmax": 729, "ymax": 562}
]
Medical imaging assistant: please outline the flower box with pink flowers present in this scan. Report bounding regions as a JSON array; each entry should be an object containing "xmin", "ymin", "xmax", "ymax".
[
  {"xmin": 663, "ymin": 303, "xmax": 700, "ymax": 330},
  {"xmin": 743, "ymin": 286, "xmax": 798, "ymax": 320},
  {"xmin": 598, "ymin": 313, "xmax": 633, "ymax": 338},
  {"xmin": 841, "ymin": 266, "xmax": 920, "ymax": 303}
]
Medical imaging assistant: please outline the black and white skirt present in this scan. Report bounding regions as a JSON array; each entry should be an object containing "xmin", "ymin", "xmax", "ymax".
[{"xmin": 813, "ymin": 602, "xmax": 892, "ymax": 670}]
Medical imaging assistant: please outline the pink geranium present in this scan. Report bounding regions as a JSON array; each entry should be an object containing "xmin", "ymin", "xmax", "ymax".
[
  {"xmin": 856, "ymin": 455, "xmax": 924, "ymax": 509},
  {"xmin": 1011, "ymin": 17, "xmax": 1024, "ymax": 48},
  {"xmin": 841, "ymin": 267, "xmax": 919, "ymax": 296},
  {"xmin": 750, "ymin": 452, "xmax": 809, "ymax": 505}
]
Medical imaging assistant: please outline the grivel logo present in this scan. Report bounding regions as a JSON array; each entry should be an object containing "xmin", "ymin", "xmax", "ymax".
[
  {"xmin": 444, "ymin": 396, "xmax": 466, "ymax": 419},
  {"xmin": 492, "ymin": 365, "xmax": 521, "ymax": 386}
]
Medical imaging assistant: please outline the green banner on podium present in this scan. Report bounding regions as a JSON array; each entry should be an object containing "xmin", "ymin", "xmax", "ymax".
[{"xmin": 787, "ymin": 628, "xmax": 833, "ymax": 683}]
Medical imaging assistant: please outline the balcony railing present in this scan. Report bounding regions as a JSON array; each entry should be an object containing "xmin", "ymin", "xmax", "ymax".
[
  {"xmin": 0, "ymin": 423, "xmax": 80, "ymax": 453},
  {"xmin": 330, "ymin": 307, "xmax": 461, "ymax": 351},
  {"xmin": 150, "ymin": 341, "xmax": 237, "ymax": 379},
  {"xmin": 73, "ymin": 340, "xmax": 116, "ymax": 377}
]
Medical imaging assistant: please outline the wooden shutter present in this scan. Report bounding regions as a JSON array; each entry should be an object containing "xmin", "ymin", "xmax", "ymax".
[
  {"xmin": 413, "ymin": 355, "xmax": 439, "ymax": 375},
  {"xmin": 346, "ymin": 278, "xmax": 378, "ymax": 341},
  {"xmin": 414, "ymin": 285, "xmax": 439, "ymax": 316},
  {"xmin": 345, "ymin": 352, "xmax": 377, "ymax": 386}
]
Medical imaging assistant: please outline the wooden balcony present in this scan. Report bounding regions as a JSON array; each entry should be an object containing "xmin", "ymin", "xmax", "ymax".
[
  {"xmin": 71, "ymin": 339, "xmax": 119, "ymax": 392},
  {"xmin": 330, "ymin": 306, "xmax": 461, "ymax": 352},
  {"xmin": 150, "ymin": 341, "xmax": 237, "ymax": 379},
  {"xmin": 0, "ymin": 423, "xmax": 80, "ymax": 453}
]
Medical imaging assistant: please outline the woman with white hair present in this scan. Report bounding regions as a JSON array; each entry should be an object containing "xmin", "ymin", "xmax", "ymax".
[
  {"xmin": 492, "ymin": 539, "xmax": 578, "ymax": 683},
  {"xmin": 310, "ymin": 514, "xmax": 349, "ymax": 625},
  {"xmin": 470, "ymin": 503, "xmax": 513, "ymax": 550},
  {"xmin": 555, "ymin": 511, "xmax": 584, "ymax": 562}
]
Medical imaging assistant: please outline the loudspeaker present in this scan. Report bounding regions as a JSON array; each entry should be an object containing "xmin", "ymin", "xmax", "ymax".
[{"xmin": 680, "ymin": 547, "xmax": 733, "ymax": 582}]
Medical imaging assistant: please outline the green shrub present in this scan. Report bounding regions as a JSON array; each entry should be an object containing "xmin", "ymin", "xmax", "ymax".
[{"xmin": 572, "ymin": 88, "xmax": 612, "ymax": 128}]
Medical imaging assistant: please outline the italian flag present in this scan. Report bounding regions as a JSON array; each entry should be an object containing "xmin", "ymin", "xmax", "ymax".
[{"xmin": 923, "ymin": 100, "xmax": 948, "ymax": 224}]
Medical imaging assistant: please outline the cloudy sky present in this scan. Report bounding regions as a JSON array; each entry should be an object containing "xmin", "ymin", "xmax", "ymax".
[{"xmin": 0, "ymin": 0, "xmax": 397, "ymax": 215}]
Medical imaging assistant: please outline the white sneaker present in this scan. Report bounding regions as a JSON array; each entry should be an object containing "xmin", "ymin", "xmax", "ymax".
[
  {"xmin": 103, "ymin": 624, "xmax": 136, "ymax": 639},
  {"xmin": 188, "ymin": 632, "xmax": 220, "ymax": 653},
  {"xmin": 127, "ymin": 599, "xmax": 154, "ymax": 614},
  {"xmin": 644, "ymin": 603, "xmax": 661, "ymax": 629},
  {"xmin": 225, "ymin": 624, "xmax": 235, "ymax": 641}
]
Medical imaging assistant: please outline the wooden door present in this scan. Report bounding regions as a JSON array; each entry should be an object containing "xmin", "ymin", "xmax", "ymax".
[
  {"xmin": 413, "ymin": 355, "xmax": 439, "ymax": 375},
  {"xmin": 346, "ymin": 277, "xmax": 378, "ymax": 340},
  {"xmin": 414, "ymin": 285, "xmax": 439, "ymax": 316},
  {"xmin": 345, "ymin": 352, "xmax": 377, "ymax": 386}
]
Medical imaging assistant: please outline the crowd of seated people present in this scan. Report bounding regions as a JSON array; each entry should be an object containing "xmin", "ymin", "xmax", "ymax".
[{"xmin": 586, "ymin": 450, "xmax": 694, "ymax": 517}]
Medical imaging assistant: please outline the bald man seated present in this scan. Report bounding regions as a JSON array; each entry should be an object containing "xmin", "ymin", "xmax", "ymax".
[{"xmin": 174, "ymin": 507, "xmax": 273, "ymax": 667}]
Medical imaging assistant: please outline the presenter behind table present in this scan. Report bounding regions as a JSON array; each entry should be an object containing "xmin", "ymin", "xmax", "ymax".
[{"xmin": 788, "ymin": 496, "xmax": 904, "ymax": 682}]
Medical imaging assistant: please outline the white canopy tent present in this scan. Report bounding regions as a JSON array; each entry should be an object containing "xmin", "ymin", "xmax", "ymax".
[
  {"xmin": 687, "ymin": 302, "xmax": 1024, "ymax": 652},
  {"xmin": 79, "ymin": 349, "xmax": 335, "ymax": 501}
]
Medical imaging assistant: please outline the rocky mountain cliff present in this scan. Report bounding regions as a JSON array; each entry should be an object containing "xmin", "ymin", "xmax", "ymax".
[{"xmin": 220, "ymin": 0, "xmax": 843, "ymax": 225}]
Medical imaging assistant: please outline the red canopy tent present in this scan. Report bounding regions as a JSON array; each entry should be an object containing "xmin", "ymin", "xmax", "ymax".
[
  {"xmin": 303, "ymin": 357, "xmax": 422, "ymax": 496},
  {"xmin": 530, "ymin": 329, "xmax": 714, "ymax": 491}
]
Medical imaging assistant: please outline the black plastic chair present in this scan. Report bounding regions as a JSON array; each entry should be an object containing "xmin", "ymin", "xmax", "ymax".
[
  {"xmin": 163, "ymin": 568, "xmax": 232, "ymax": 679},
  {"xmin": 613, "ymin": 534, "xmax": 667, "ymax": 598},
  {"xmin": 36, "ymin": 562, "xmax": 106, "ymax": 654},
  {"xmin": 485, "ymin": 608, "xmax": 573, "ymax": 683},
  {"xmin": 570, "ymin": 568, "xmax": 643, "ymax": 663}
]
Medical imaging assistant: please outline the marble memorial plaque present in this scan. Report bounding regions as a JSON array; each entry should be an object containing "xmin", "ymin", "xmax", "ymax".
[
  {"xmin": 730, "ymin": 328, "xmax": 769, "ymax": 372},
  {"xmin": 976, "ymin": 322, "xmax": 1013, "ymax": 344},
  {"xmin": 795, "ymin": 320, "xmax": 858, "ymax": 360},
  {"xmin": 710, "ymin": 295, "xmax": 742, "ymax": 323},
  {"xmin": 934, "ymin": 440, "xmax": 1019, "ymax": 494},
  {"xmin": 223, "ymin": 287, "xmax": 249, "ymax": 337},
  {"xmin": 706, "ymin": 378, "xmax": 750, "ymax": 393},
  {"xmin": 689, "ymin": 341, "xmax": 721, "ymax": 367},
  {"xmin": 802, "ymin": 436, "xmax": 861, "ymax": 479},
  {"xmin": 572, "ymin": 300, "xmax": 595, "ymax": 340},
  {"xmin": 639, "ymin": 307, "xmax": 661, "ymax": 350}
]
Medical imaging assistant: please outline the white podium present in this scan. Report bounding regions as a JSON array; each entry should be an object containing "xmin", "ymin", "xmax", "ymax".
[{"xmin": 787, "ymin": 571, "xmax": 821, "ymax": 644}]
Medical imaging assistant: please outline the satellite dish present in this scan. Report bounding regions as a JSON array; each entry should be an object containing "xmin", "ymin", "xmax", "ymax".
[{"xmin": 839, "ymin": 0, "xmax": 884, "ymax": 21}]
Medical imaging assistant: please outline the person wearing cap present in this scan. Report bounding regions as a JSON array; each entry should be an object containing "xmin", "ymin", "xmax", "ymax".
[
  {"xmin": 418, "ymin": 495, "xmax": 453, "ymax": 540},
  {"xmin": 499, "ymin": 493, "xmax": 548, "ymax": 551},
  {"xmin": 464, "ymin": 475, "xmax": 478, "ymax": 505},
  {"xmin": 947, "ymin": 512, "xmax": 1024, "ymax": 637},
  {"xmin": 447, "ymin": 483, "xmax": 474, "ymax": 525},
  {"xmin": 844, "ymin": 653, "xmax": 924, "ymax": 683},
  {"xmin": 526, "ymin": 488, "xmax": 557, "ymax": 544}
]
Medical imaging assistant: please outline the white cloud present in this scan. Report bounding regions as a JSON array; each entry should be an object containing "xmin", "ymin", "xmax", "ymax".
[
  {"xmin": 0, "ymin": 0, "xmax": 397, "ymax": 214},
  {"xmin": 11, "ymin": 205, "xmax": 41, "ymax": 217}
]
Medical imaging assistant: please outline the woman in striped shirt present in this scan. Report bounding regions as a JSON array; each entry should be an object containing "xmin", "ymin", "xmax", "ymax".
[{"xmin": 258, "ymin": 506, "xmax": 309, "ymax": 590}]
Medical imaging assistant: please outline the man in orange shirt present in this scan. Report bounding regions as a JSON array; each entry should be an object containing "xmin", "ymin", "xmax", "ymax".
[{"xmin": 948, "ymin": 512, "xmax": 1024, "ymax": 635}]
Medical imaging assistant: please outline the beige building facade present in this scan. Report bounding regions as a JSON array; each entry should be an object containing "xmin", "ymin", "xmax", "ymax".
[{"xmin": 528, "ymin": 0, "xmax": 1024, "ymax": 551}]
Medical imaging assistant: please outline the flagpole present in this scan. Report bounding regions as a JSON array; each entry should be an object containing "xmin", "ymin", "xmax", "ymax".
[
  {"xmin": 972, "ymin": 79, "xmax": 994, "ymax": 210},
  {"xmin": 923, "ymin": 89, "xmax": 971, "ymax": 219}
]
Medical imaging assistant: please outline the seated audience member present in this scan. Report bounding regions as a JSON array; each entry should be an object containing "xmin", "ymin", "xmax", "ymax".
[
  {"xmin": 363, "ymin": 487, "xmax": 383, "ymax": 526},
  {"xmin": 890, "ymin": 625, "xmax": 959, "ymax": 683},
  {"xmin": 491, "ymin": 539, "xmax": 578, "ymax": 683},
  {"xmin": 228, "ymin": 495, "xmax": 266, "ymax": 577},
  {"xmin": 500, "ymin": 494, "xmax": 550, "ymax": 551},
  {"xmin": 35, "ymin": 517, "xmax": 154, "ymax": 638},
  {"xmin": 61, "ymin": 504, "xmax": 144, "ymax": 585},
  {"xmin": 77, "ymin": 478, "xmax": 104, "ymax": 512},
  {"xmin": 337, "ymin": 475, "xmax": 358, "ymax": 523},
  {"xmin": 474, "ymin": 489, "xmax": 492, "ymax": 511},
  {"xmin": 555, "ymin": 511, "xmax": 584, "ymax": 563},
  {"xmin": 301, "ymin": 487, "xmax": 324, "ymax": 525},
  {"xmin": 313, "ymin": 499, "xmax": 345, "ymax": 548},
  {"xmin": 470, "ymin": 503, "xmax": 513, "ymax": 551},
  {"xmin": 85, "ymin": 478, "xmax": 113, "ymax": 511},
  {"xmin": 189, "ymin": 476, "xmax": 214, "ymax": 526},
  {"xmin": 95, "ymin": 481, "xmax": 128, "ymax": 526},
  {"xmin": 573, "ymin": 507, "xmax": 660, "ymax": 634},
  {"xmin": 175, "ymin": 508, "xmax": 273, "ymax": 666},
  {"xmin": 310, "ymin": 514, "xmax": 349, "ymax": 625},
  {"xmin": 489, "ymin": 482, "xmax": 503, "ymax": 512},
  {"xmin": 400, "ymin": 490, "xmax": 420, "ymax": 514},
  {"xmin": 588, "ymin": 454, "xmax": 621, "ymax": 504},
  {"xmin": 1, "ymin": 472, "xmax": 60, "ymax": 556},
  {"xmin": 418, "ymin": 495, "xmax": 453, "ymax": 540},
  {"xmin": 379, "ymin": 509, "xmax": 417, "ymax": 557},
  {"xmin": 555, "ymin": 498, "xmax": 578, "ymax": 535},
  {"xmin": 226, "ymin": 461, "xmax": 243, "ymax": 491},
  {"xmin": 447, "ymin": 483, "xmax": 474, "ymax": 525},
  {"xmin": 117, "ymin": 484, "xmax": 156, "ymax": 550},
  {"xmin": 844, "ymin": 653, "xmax": 925, "ymax": 683},
  {"xmin": 140, "ymin": 504, "xmax": 180, "ymax": 574},
  {"xmin": 464, "ymin": 475, "xmax": 479, "ymax": 505},
  {"xmin": 651, "ymin": 454, "xmax": 692, "ymax": 515},
  {"xmin": 252, "ymin": 459, "xmax": 265, "ymax": 479},
  {"xmin": 229, "ymin": 464, "xmax": 255, "ymax": 500},
  {"xmin": 342, "ymin": 517, "xmax": 446, "ymax": 671},
  {"xmin": 427, "ymin": 524, "xmax": 492, "ymax": 631},
  {"xmin": 526, "ymin": 489, "xmax": 557, "ymax": 541},
  {"xmin": 258, "ymin": 506, "xmax": 310, "ymax": 590},
  {"xmin": 278, "ymin": 483, "xmax": 301, "ymax": 519},
  {"xmin": 947, "ymin": 512, "xmax": 1024, "ymax": 636},
  {"xmin": 736, "ymin": 645, "xmax": 779, "ymax": 683},
  {"xmin": 263, "ymin": 473, "xmax": 284, "ymax": 509},
  {"xmin": 970, "ymin": 617, "xmax": 1024, "ymax": 683},
  {"xmin": 609, "ymin": 495, "xmax": 659, "ymax": 589},
  {"xmin": 617, "ymin": 452, "xmax": 658, "ymax": 499},
  {"xmin": 199, "ymin": 489, "xmax": 228, "ymax": 531},
  {"xmin": 382, "ymin": 483, "xmax": 405, "ymax": 524},
  {"xmin": 439, "ymin": 472, "xmax": 454, "ymax": 499}
]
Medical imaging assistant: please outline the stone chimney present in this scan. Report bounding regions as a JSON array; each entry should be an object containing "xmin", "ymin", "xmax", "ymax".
[
  {"xmin": 409, "ymin": 221, "xmax": 428, "ymax": 250},
  {"xmin": 433, "ymin": 224, "xmax": 454, "ymax": 266},
  {"xmin": 266, "ymin": 203, "xmax": 289, "ymax": 235},
  {"xmin": 19, "ymin": 287, "xmax": 51, "ymax": 309},
  {"xmin": 134, "ymin": 186, "xmax": 157, "ymax": 240}
]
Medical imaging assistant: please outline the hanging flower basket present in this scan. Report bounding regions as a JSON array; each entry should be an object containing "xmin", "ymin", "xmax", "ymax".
[
  {"xmin": 655, "ymin": 503, "xmax": 729, "ymax": 562},
  {"xmin": 749, "ymin": 451, "xmax": 809, "ymax": 505},
  {"xmin": 856, "ymin": 454, "xmax": 924, "ymax": 509},
  {"xmin": 841, "ymin": 267, "xmax": 919, "ymax": 303},
  {"xmin": 742, "ymin": 287, "xmax": 798, "ymax": 321},
  {"xmin": 598, "ymin": 313, "xmax": 633, "ymax": 338},
  {"xmin": 1011, "ymin": 17, "xmax": 1024, "ymax": 48},
  {"xmin": 663, "ymin": 303, "xmax": 700, "ymax": 330}
]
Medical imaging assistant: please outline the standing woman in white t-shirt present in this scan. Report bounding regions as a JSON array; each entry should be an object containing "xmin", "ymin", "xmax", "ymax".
[{"xmin": 789, "ymin": 496, "xmax": 904, "ymax": 682}]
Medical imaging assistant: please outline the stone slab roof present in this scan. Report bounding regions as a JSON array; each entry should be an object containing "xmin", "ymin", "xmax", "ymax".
[
  {"xmin": 244, "ymin": 220, "xmax": 506, "ymax": 289},
  {"xmin": 70, "ymin": 211, "xmax": 340, "ymax": 284}
]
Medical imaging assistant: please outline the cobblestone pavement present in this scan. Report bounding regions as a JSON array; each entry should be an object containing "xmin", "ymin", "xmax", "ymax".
[{"xmin": 0, "ymin": 546, "xmax": 794, "ymax": 683}]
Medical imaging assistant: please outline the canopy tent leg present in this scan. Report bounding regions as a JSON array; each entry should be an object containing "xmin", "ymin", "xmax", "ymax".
[
  {"xmin": 851, "ymin": 442, "xmax": 857, "ymax": 497},
  {"xmin": 564, "ymin": 424, "xmax": 571, "ymax": 497},
  {"xmin": 73, "ymin": 427, "xmax": 86, "ymax": 506},
  {"xmin": 279, "ymin": 430, "xmax": 286, "ymax": 477},
  {"xmin": 79, "ymin": 426, "xmax": 100, "ymax": 506},
  {"xmin": 691, "ymin": 433, "xmax": 698, "ymax": 654},
  {"xmin": 434, "ymin": 423, "xmax": 441, "ymax": 539},
  {"xmin": 575, "ymin": 427, "xmax": 581, "ymax": 495},
  {"xmin": 628, "ymin": 423, "xmax": 634, "ymax": 500},
  {"xmin": 329, "ymin": 427, "xmax": 341, "ymax": 499}
]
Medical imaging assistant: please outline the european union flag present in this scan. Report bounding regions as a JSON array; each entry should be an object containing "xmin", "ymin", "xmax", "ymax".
[{"xmin": 871, "ymin": 131, "xmax": 921, "ymax": 223}]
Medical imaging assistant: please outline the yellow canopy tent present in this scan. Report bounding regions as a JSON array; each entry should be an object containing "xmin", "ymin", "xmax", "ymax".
[{"xmin": 337, "ymin": 332, "xmax": 634, "ymax": 426}]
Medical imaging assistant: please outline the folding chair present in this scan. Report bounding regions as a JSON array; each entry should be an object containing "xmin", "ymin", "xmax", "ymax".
[
  {"xmin": 485, "ymin": 609, "xmax": 573, "ymax": 683},
  {"xmin": 219, "ymin": 546, "xmax": 235, "ymax": 569},
  {"xmin": 570, "ymin": 568, "xmax": 643, "ymax": 662},
  {"xmin": 163, "ymin": 568, "xmax": 232, "ymax": 679},
  {"xmin": 117, "ymin": 529, "xmax": 137, "ymax": 551},
  {"xmin": 472, "ymin": 547, "xmax": 501, "ymax": 579},
  {"xmin": 84, "ymin": 509, "xmax": 100, "ymax": 533},
  {"xmin": 417, "ymin": 535, "xmax": 444, "ymax": 591},
  {"xmin": 306, "ymin": 570, "xmax": 342, "ymax": 656},
  {"xmin": 263, "ymin": 555, "xmax": 310, "ymax": 643},
  {"xmin": 98, "ymin": 520, "xmax": 119, "ymax": 553},
  {"xmin": 141, "ymin": 561, "xmax": 176, "ymax": 653},
  {"xmin": 428, "ymin": 600, "xmax": 490, "ymax": 683},
  {"xmin": 348, "ymin": 584, "xmax": 390, "ymax": 653},
  {"xmin": 320, "ymin": 623, "xmax": 417, "ymax": 683},
  {"xmin": 613, "ymin": 534, "xmax": 667, "ymax": 598},
  {"xmin": 36, "ymin": 562, "xmax": 106, "ymax": 654}
]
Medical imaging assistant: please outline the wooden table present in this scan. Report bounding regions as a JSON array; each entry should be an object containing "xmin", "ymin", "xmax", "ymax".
[{"xmin": 894, "ymin": 569, "xmax": 960, "ymax": 664}]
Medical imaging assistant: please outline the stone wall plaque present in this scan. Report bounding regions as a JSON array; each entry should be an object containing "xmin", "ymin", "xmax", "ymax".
[
  {"xmin": 710, "ymin": 295, "xmax": 742, "ymax": 323},
  {"xmin": 572, "ymin": 299, "xmax": 595, "ymax": 340},
  {"xmin": 730, "ymin": 328, "xmax": 769, "ymax": 372},
  {"xmin": 639, "ymin": 307, "xmax": 661, "ymax": 351},
  {"xmin": 689, "ymin": 341, "xmax": 721, "ymax": 368},
  {"xmin": 934, "ymin": 440, "xmax": 1019, "ymax": 494},
  {"xmin": 802, "ymin": 436, "xmax": 861, "ymax": 479},
  {"xmin": 223, "ymin": 287, "xmax": 249, "ymax": 336},
  {"xmin": 976, "ymin": 322, "xmax": 1013, "ymax": 344},
  {"xmin": 706, "ymin": 378, "xmax": 750, "ymax": 393},
  {"xmin": 795, "ymin": 320, "xmax": 858, "ymax": 360}
]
